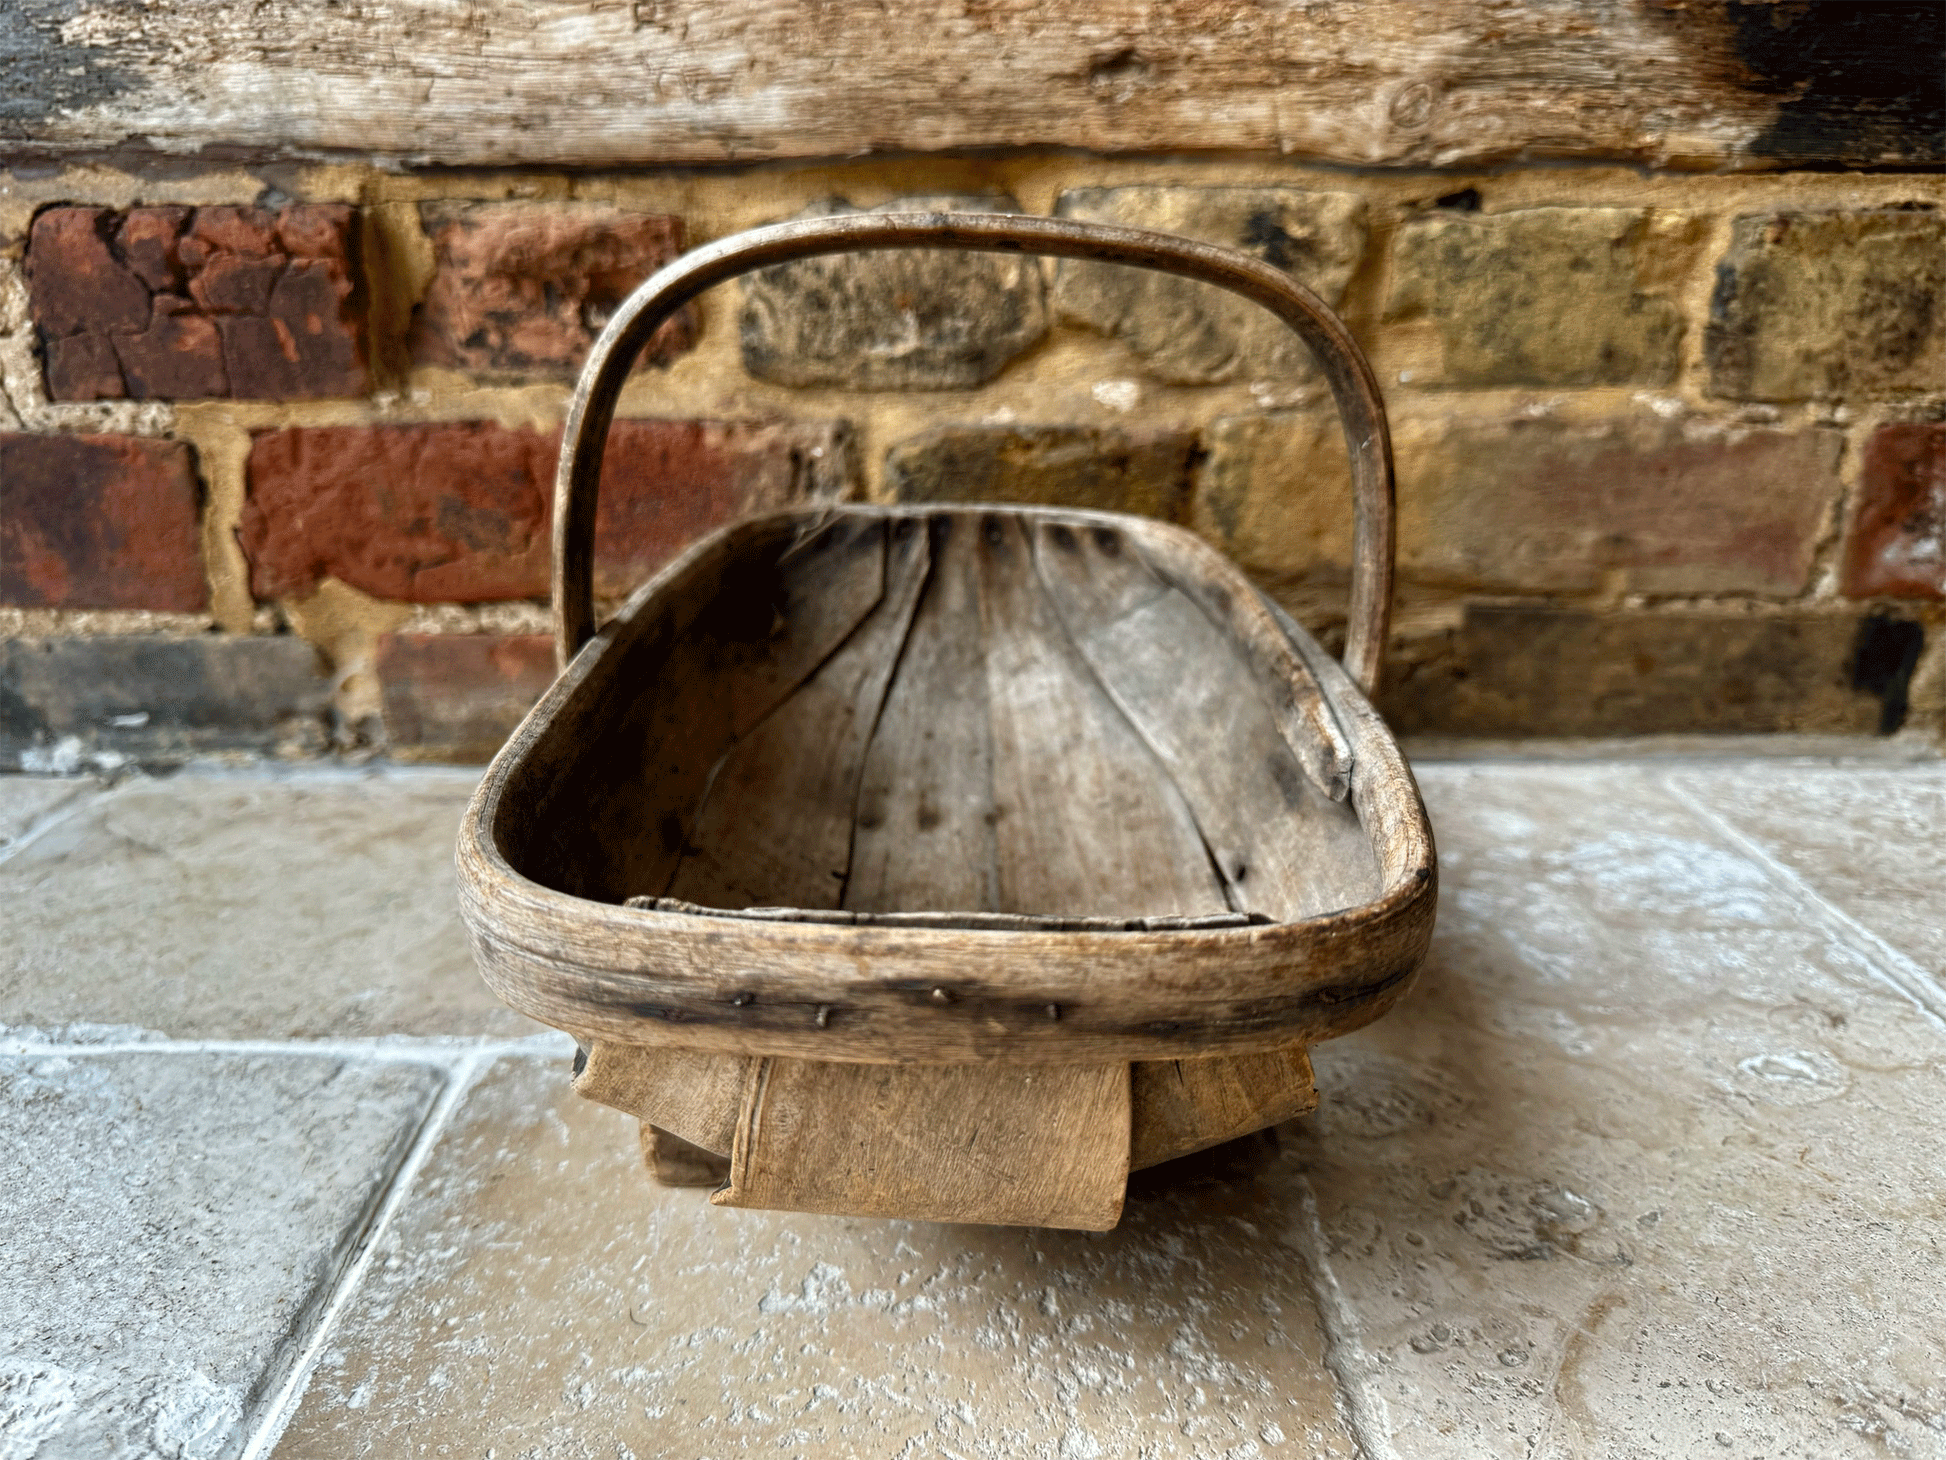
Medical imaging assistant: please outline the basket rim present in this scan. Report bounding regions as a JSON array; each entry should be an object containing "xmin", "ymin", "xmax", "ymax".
[{"xmin": 456, "ymin": 503, "xmax": 1437, "ymax": 1065}]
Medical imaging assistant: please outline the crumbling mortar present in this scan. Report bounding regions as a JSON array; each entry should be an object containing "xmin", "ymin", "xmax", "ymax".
[{"xmin": 8, "ymin": 158, "xmax": 1945, "ymax": 742}]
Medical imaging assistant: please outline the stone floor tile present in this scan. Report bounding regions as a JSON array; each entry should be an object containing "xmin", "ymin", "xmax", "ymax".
[
  {"xmin": 0, "ymin": 773, "xmax": 97, "ymax": 853},
  {"xmin": 0, "ymin": 1051, "xmax": 443, "ymax": 1458},
  {"xmin": 274, "ymin": 1055, "xmax": 1360, "ymax": 1460},
  {"xmin": 1665, "ymin": 762, "xmax": 1946, "ymax": 987},
  {"xmin": 0, "ymin": 766, "xmax": 535, "ymax": 1039},
  {"xmin": 1285, "ymin": 764, "xmax": 1946, "ymax": 1459}
]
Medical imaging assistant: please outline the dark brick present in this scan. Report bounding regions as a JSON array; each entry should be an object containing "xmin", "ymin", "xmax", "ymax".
[
  {"xmin": 1377, "ymin": 606, "xmax": 1923, "ymax": 737},
  {"xmin": 739, "ymin": 197, "xmax": 1047, "ymax": 390},
  {"xmin": 1706, "ymin": 209, "xmax": 1946, "ymax": 401},
  {"xmin": 1386, "ymin": 207, "xmax": 1697, "ymax": 388},
  {"xmin": 884, "ymin": 424, "xmax": 1198, "ymax": 520},
  {"xmin": 410, "ymin": 202, "xmax": 697, "ymax": 376},
  {"xmin": 1843, "ymin": 423, "xmax": 1946, "ymax": 599},
  {"xmin": 26, "ymin": 203, "xmax": 368, "ymax": 402},
  {"xmin": 239, "ymin": 417, "xmax": 856, "ymax": 604},
  {"xmin": 375, "ymin": 633, "xmax": 554, "ymax": 761},
  {"xmin": 42, "ymin": 333, "xmax": 125, "ymax": 403},
  {"xmin": 1054, "ymin": 186, "xmax": 1366, "ymax": 385},
  {"xmin": 0, "ymin": 636, "xmax": 331, "ymax": 769},
  {"xmin": 0, "ymin": 433, "xmax": 207, "ymax": 611}
]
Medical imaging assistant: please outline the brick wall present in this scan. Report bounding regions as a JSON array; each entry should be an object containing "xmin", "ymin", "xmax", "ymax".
[{"xmin": 2, "ymin": 161, "xmax": 1942, "ymax": 767}]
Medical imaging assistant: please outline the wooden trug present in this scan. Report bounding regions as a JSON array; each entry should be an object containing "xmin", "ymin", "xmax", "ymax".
[{"xmin": 459, "ymin": 214, "xmax": 1436, "ymax": 1230}]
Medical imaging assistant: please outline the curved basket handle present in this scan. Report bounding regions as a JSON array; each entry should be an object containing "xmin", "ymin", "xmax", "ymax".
[{"xmin": 554, "ymin": 212, "xmax": 1396, "ymax": 696}]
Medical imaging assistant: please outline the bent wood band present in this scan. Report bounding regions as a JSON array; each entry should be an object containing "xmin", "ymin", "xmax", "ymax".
[{"xmin": 458, "ymin": 212, "xmax": 1437, "ymax": 1231}]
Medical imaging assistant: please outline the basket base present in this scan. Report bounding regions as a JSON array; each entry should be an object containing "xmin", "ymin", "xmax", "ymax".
[
  {"xmin": 641, "ymin": 1125, "xmax": 729, "ymax": 1188},
  {"xmin": 579, "ymin": 1043, "xmax": 1316, "ymax": 1230}
]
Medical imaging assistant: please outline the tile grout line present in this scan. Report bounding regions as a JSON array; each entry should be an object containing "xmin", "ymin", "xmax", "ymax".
[
  {"xmin": 1285, "ymin": 1172, "xmax": 1401, "ymax": 1460},
  {"xmin": 233, "ymin": 1045, "xmax": 497, "ymax": 1460},
  {"xmin": 0, "ymin": 1032, "xmax": 571, "ymax": 1061},
  {"xmin": 1659, "ymin": 774, "xmax": 1946, "ymax": 1031}
]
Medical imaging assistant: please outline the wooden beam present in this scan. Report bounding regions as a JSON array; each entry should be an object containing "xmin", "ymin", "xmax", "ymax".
[{"xmin": 11, "ymin": 2, "xmax": 1940, "ymax": 170}]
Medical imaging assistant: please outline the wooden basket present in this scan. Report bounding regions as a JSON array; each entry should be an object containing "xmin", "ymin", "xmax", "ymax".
[{"xmin": 457, "ymin": 213, "xmax": 1436, "ymax": 1231}]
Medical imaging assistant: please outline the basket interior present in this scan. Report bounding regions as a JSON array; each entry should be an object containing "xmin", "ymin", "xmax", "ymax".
[{"xmin": 503, "ymin": 508, "xmax": 1380, "ymax": 924}]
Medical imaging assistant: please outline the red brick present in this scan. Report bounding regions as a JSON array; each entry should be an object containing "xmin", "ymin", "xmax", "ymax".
[
  {"xmin": 410, "ymin": 202, "xmax": 697, "ymax": 376},
  {"xmin": 0, "ymin": 432, "xmax": 207, "ymax": 611},
  {"xmin": 26, "ymin": 203, "xmax": 367, "ymax": 402},
  {"xmin": 375, "ymin": 633, "xmax": 555, "ymax": 760},
  {"xmin": 1843, "ymin": 424, "xmax": 1946, "ymax": 600},
  {"xmin": 1198, "ymin": 413, "xmax": 1843, "ymax": 596},
  {"xmin": 239, "ymin": 418, "xmax": 855, "ymax": 604}
]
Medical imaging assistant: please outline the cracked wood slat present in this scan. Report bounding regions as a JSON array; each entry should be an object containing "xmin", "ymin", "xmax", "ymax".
[
  {"xmin": 975, "ymin": 512, "xmax": 1227, "ymax": 920},
  {"xmin": 846, "ymin": 512, "xmax": 999, "ymax": 916},
  {"xmin": 539, "ymin": 514, "xmax": 887, "ymax": 903},
  {"xmin": 1033, "ymin": 517, "xmax": 1376, "ymax": 924},
  {"xmin": 666, "ymin": 515, "xmax": 929, "ymax": 910},
  {"xmin": 712, "ymin": 1055, "xmax": 1130, "ymax": 1230},
  {"xmin": 18, "ymin": 3, "xmax": 1927, "ymax": 170}
]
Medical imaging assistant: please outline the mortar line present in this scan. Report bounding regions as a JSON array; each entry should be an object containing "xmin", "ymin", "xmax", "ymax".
[
  {"xmin": 0, "ymin": 1032, "xmax": 571, "ymax": 1061},
  {"xmin": 1659, "ymin": 774, "xmax": 1946, "ymax": 1030},
  {"xmin": 0, "ymin": 773, "xmax": 127, "ymax": 869},
  {"xmin": 1285, "ymin": 1172, "xmax": 1400, "ymax": 1460},
  {"xmin": 234, "ymin": 1045, "xmax": 496, "ymax": 1460}
]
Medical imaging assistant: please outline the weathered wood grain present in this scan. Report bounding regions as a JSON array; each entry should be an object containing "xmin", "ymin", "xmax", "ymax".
[
  {"xmin": 574, "ymin": 1040, "xmax": 745, "ymax": 1154},
  {"xmin": 845, "ymin": 513, "xmax": 998, "ymax": 916},
  {"xmin": 712, "ymin": 1056, "xmax": 1130, "ymax": 1230},
  {"xmin": 1129, "ymin": 1049, "xmax": 1318, "ymax": 1171},
  {"xmin": 15, "ymin": 2, "xmax": 1937, "ymax": 168},
  {"xmin": 664, "ymin": 517, "xmax": 927, "ymax": 910},
  {"xmin": 977, "ymin": 513, "xmax": 1228, "ymax": 919},
  {"xmin": 1034, "ymin": 518, "xmax": 1375, "ymax": 922},
  {"xmin": 640, "ymin": 1124, "xmax": 732, "ymax": 1187}
]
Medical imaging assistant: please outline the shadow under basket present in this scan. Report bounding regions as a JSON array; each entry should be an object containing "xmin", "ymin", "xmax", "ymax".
[{"xmin": 456, "ymin": 214, "xmax": 1437, "ymax": 1230}]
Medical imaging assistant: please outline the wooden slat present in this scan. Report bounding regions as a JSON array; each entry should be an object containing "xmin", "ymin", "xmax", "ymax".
[
  {"xmin": 667, "ymin": 516, "xmax": 929, "ymax": 909},
  {"xmin": 573, "ymin": 1040, "xmax": 746, "ymax": 1155},
  {"xmin": 552, "ymin": 516, "xmax": 886, "ymax": 903},
  {"xmin": 975, "ymin": 513, "xmax": 1227, "ymax": 919},
  {"xmin": 846, "ymin": 513, "xmax": 998, "ymax": 914},
  {"xmin": 18, "ymin": 3, "xmax": 1923, "ymax": 171},
  {"xmin": 1034, "ymin": 518, "xmax": 1377, "ymax": 922},
  {"xmin": 640, "ymin": 1125, "xmax": 732, "ymax": 1187},
  {"xmin": 712, "ymin": 1057, "xmax": 1130, "ymax": 1230},
  {"xmin": 1129, "ymin": 1048, "xmax": 1317, "ymax": 1170}
]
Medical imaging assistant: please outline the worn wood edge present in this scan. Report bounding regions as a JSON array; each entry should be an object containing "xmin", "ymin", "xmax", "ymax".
[
  {"xmin": 1119, "ymin": 517, "xmax": 1357, "ymax": 801},
  {"xmin": 1128, "ymin": 1046, "xmax": 1319, "ymax": 1171},
  {"xmin": 627, "ymin": 896, "xmax": 1270, "ymax": 932},
  {"xmin": 711, "ymin": 1056, "xmax": 1130, "ymax": 1230},
  {"xmin": 641, "ymin": 1124, "xmax": 732, "ymax": 1188},
  {"xmin": 459, "ymin": 503, "xmax": 1435, "ymax": 1064}
]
